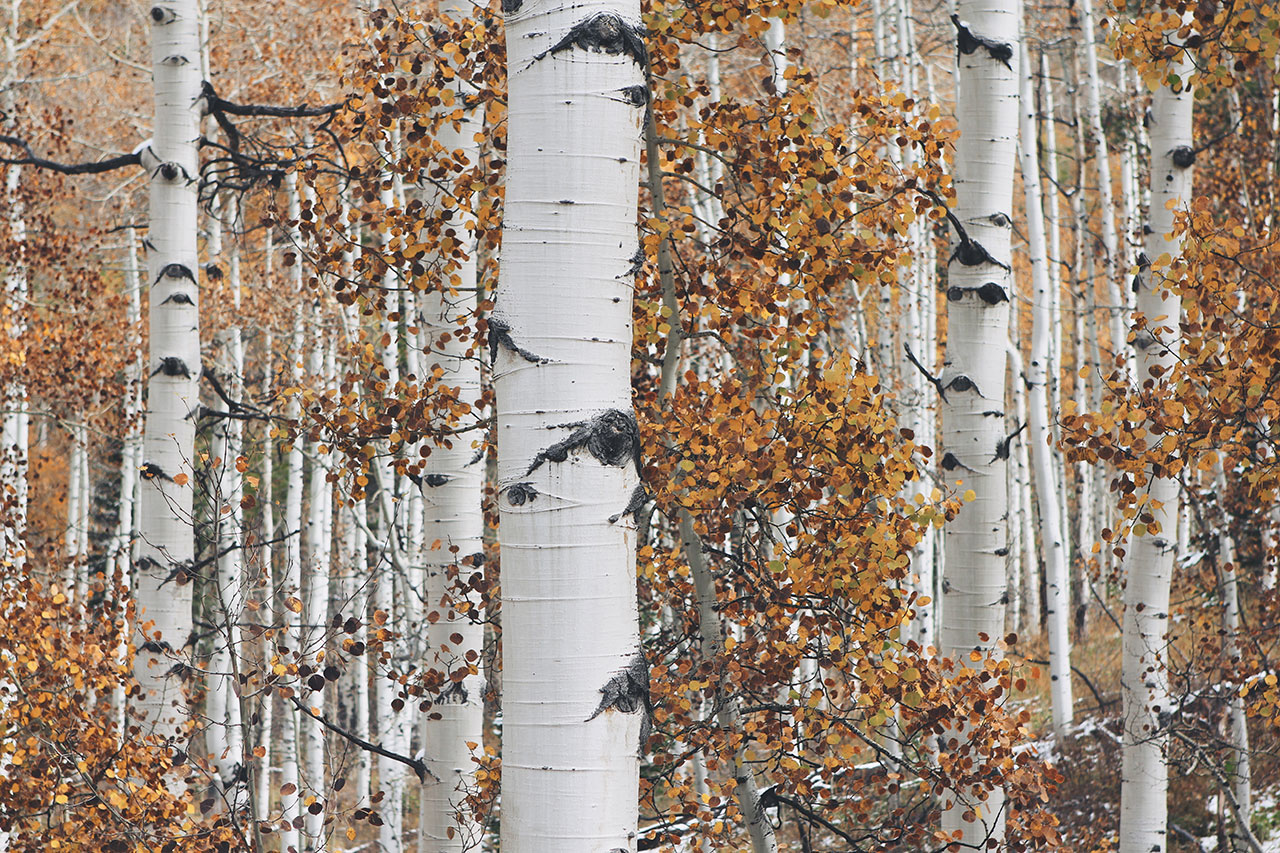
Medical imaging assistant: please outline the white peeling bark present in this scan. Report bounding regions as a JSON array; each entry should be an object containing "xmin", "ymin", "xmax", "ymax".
[
  {"xmin": 133, "ymin": 0, "xmax": 202, "ymax": 760},
  {"xmin": 1119, "ymin": 38, "xmax": 1193, "ymax": 853},
  {"xmin": 939, "ymin": 0, "xmax": 1018, "ymax": 843},
  {"xmin": 1019, "ymin": 42, "xmax": 1073, "ymax": 735},
  {"xmin": 497, "ymin": 0, "xmax": 646, "ymax": 849}
]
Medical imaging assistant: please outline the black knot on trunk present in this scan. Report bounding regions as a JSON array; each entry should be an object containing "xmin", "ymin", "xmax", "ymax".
[
  {"xmin": 506, "ymin": 482, "xmax": 538, "ymax": 506},
  {"xmin": 946, "ymin": 375, "xmax": 976, "ymax": 394},
  {"xmin": 976, "ymin": 282, "xmax": 1008, "ymax": 304},
  {"xmin": 950, "ymin": 237, "xmax": 1008, "ymax": 270},
  {"xmin": 526, "ymin": 409, "xmax": 642, "ymax": 475},
  {"xmin": 153, "ymin": 356, "xmax": 193, "ymax": 378},
  {"xmin": 1170, "ymin": 145, "xmax": 1195, "ymax": 168},
  {"xmin": 159, "ymin": 292, "xmax": 194, "ymax": 306},
  {"xmin": 587, "ymin": 651, "xmax": 652, "ymax": 751},
  {"xmin": 159, "ymin": 162, "xmax": 181, "ymax": 181},
  {"xmin": 423, "ymin": 473, "xmax": 451, "ymax": 488},
  {"xmin": 941, "ymin": 452, "xmax": 961, "ymax": 471},
  {"xmin": 619, "ymin": 85, "xmax": 648, "ymax": 107},
  {"xmin": 542, "ymin": 12, "xmax": 648, "ymax": 68},
  {"xmin": 951, "ymin": 14, "xmax": 1013, "ymax": 69},
  {"xmin": 986, "ymin": 212, "xmax": 1011, "ymax": 227},
  {"xmin": 155, "ymin": 263, "xmax": 196, "ymax": 285},
  {"xmin": 140, "ymin": 639, "xmax": 174, "ymax": 654},
  {"xmin": 609, "ymin": 483, "xmax": 650, "ymax": 524},
  {"xmin": 139, "ymin": 462, "xmax": 173, "ymax": 482},
  {"xmin": 488, "ymin": 317, "xmax": 546, "ymax": 365},
  {"xmin": 1136, "ymin": 252, "xmax": 1151, "ymax": 269},
  {"xmin": 946, "ymin": 286, "xmax": 965, "ymax": 302}
]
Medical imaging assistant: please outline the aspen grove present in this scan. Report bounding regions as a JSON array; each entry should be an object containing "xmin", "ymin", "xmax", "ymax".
[{"xmin": 5, "ymin": 0, "xmax": 1280, "ymax": 850}]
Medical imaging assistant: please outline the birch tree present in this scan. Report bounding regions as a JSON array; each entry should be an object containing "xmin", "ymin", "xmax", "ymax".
[
  {"xmin": 938, "ymin": 0, "xmax": 1019, "ymax": 844},
  {"xmin": 1119, "ymin": 31, "xmax": 1193, "ymax": 853},
  {"xmin": 496, "ymin": 0, "xmax": 648, "ymax": 848},
  {"xmin": 132, "ymin": 0, "xmax": 202, "ymax": 755}
]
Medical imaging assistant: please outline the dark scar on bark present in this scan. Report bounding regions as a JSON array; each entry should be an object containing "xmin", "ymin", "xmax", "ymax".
[
  {"xmin": 154, "ymin": 263, "xmax": 197, "ymax": 286},
  {"xmin": 506, "ymin": 482, "xmax": 538, "ymax": 506},
  {"xmin": 586, "ymin": 651, "xmax": 652, "ymax": 751},
  {"xmin": 609, "ymin": 483, "xmax": 650, "ymax": 524},
  {"xmin": 951, "ymin": 14, "xmax": 1013, "ymax": 69},
  {"xmin": 525, "ymin": 409, "xmax": 641, "ymax": 476},
  {"xmin": 618, "ymin": 85, "xmax": 648, "ymax": 107},
  {"xmin": 501, "ymin": 0, "xmax": 521, "ymax": 12},
  {"xmin": 139, "ymin": 462, "xmax": 173, "ymax": 482},
  {"xmin": 159, "ymin": 292, "xmax": 194, "ymax": 305},
  {"xmin": 488, "ymin": 317, "xmax": 546, "ymax": 365},
  {"xmin": 940, "ymin": 452, "xmax": 975, "ymax": 473},
  {"xmin": 621, "ymin": 245, "xmax": 645, "ymax": 278},
  {"xmin": 139, "ymin": 639, "xmax": 174, "ymax": 655},
  {"xmin": 423, "ymin": 473, "xmax": 451, "ymax": 488},
  {"xmin": 538, "ymin": 12, "xmax": 648, "ymax": 68},
  {"xmin": 946, "ymin": 283, "xmax": 1008, "ymax": 304},
  {"xmin": 436, "ymin": 680, "xmax": 469, "ymax": 705},
  {"xmin": 993, "ymin": 420, "xmax": 1027, "ymax": 461},
  {"xmin": 1170, "ymin": 145, "xmax": 1195, "ymax": 168},
  {"xmin": 152, "ymin": 356, "xmax": 193, "ymax": 378},
  {"xmin": 946, "ymin": 375, "xmax": 977, "ymax": 395}
]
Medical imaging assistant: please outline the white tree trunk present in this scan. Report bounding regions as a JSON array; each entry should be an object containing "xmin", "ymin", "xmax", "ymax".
[
  {"xmin": 133, "ymin": 0, "xmax": 202, "ymax": 758},
  {"xmin": 256, "ymin": 312, "xmax": 277, "ymax": 820},
  {"xmin": 496, "ymin": 0, "xmax": 647, "ymax": 848},
  {"xmin": 302, "ymin": 330, "xmax": 331, "ymax": 847},
  {"xmin": 939, "ymin": 0, "xmax": 1018, "ymax": 843},
  {"xmin": 279, "ymin": 171, "xmax": 307, "ymax": 853},
  {"xmin": 1213, "ymin": 467, "xmax": 1251, "ymax": 833},
  {"xmin": 1119, "ymin": 39, "xmax": 1193, "ymax": 853},
  {"xmin": 1019, "ymin": 43, "xmax": 1073, "ymax": 735}
]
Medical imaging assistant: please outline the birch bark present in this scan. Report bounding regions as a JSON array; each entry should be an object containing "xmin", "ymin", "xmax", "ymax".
[
  {"xmin": 133, "ymin": 0, "xmax": 202, "ymax": 758},
  {"xmin": 1119, "ymin": 38, "xmax": 1194, "ymax": 853},
  {"xmin": 939, "ymin": 0, "xmax": 1019, "ymax": 843},
  {"xmin": 497, "ymin": 0, "xmax": 647, "ymax": 848},
  {"xmin": 1019, "ymin": 42, "xmax": 1073, "ymax": 734}
]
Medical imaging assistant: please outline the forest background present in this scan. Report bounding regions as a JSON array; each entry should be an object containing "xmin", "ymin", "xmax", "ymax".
[{"xmin": 0, "ymin": 0, "xmax": 1271, "ymax": 850}]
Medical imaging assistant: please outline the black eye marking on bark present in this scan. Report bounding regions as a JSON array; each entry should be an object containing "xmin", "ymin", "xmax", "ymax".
[
  {"xmin": 526, "ymin": 409, "xmax": 641, "ymax": 475},
  {"xmin": 466, "ymin": 445, "xmax": 485, "ymax": 467},
  {"xmin": 940, "ymin": 452, "xmax": 975, "ymax": 473},
  {"xmin": 488, "ymin": 317, "xmax": 546, "ymax": 365},
  {"xmin": 506, "ymin": 481, "xmax": 538, "ymax": 506},
  {"xmin": 140, "ymin": 462, "xmax": 174, "ymax": 482},
  {"xmin": 154, "ymin": 263, "xmax": 196, "ymax": 286},
  {"xmin": 152, "ymin": 356, "xmax": 193, "ymax": 378},
  {"xmin": 994, "ymin": 547, "xmax": 1009, "ymax": 557},
  {"xmin": 139, "ymin": 639, "xmax": 174, "ymax": 654},
  {"xmin": 981, "ymin": 410, "xmax": 1004, "ymax": 417},
  {"xmin": 618, "ymin": 85, "xmax": 648, "ymax": 107},
  {"xmin": 205, "ymin": 262, "xmax": 224, "ymax": 281},
  {"xmin": 1170, "ymin": 145, "xmax": 1195, "ymax": 168},
  {"xmin": 985, "ymin": 212, "xmax": 1011, "ymax": 227},
  {"xmin": 1143, "ymin": 107, "xmax": 1154, "ymax": 129},
  {"xmin": 946, "ymin": 284, "xmax": 1008, "ymax": 304},
  {"xmin": 165, "ymin": 661, "xmax": 195, "ymax": 682},
  {"xmin": 951, "ymin": 14, "xmax": 1013, "ymax": 70},
  {"xmin": 154, "ymin": 161, "xmax": 193, "ymax": 183},
  {"xmin": 501, "ymin": 0, "xmax": 521, "ymax": 12},
  {"xmin": 946, "ymin": 375, "xmax": 977, "ymax": 394},
  {"xmin": 539, "ymin": 12, "xmax": 649, "ymax": 68},
  {"xmin": 586, "ymin": 651, "xmax": 652, "ymax": 751},
  {"xmin": 1136, "ymin": 252, "xmax": 1151, "ymax": 270},
  {"xmin": 423, "ymin": 473, "xmax": 451, "ymax": 488},
  {"xmin": 160, "ymin": 292, "xmax": 194, "ymax": 305},
  {"xmin": 150, "ymin": 6, "xmax": 175, "ymax": 24},
  {"xmin": 992, "ymin": 420, "xmax": 1027, "ymax": 461},
  {"xmin": 609, "ymin": 483, "xmax": 650, "ymax": 524},
  {"xmin": 949, "ymin": 236, "xmax": 1008, "ymax": 270}
]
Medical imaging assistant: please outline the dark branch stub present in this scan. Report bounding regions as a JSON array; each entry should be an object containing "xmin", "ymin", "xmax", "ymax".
[
  {"xmin": 618, "ymin": 85, "xmax": 648, "ymax": 107},
  {"xmin": 609, "ymin": 483, "xmax": 650, "ymax": 524},
  {"xmin": 539, "ymin": 12, "xmax": 648, "ymax": 68},
  {"xmin": 526, "ymin": 409, "xmax": 641, "ymax": 476},
  {"xmin": 951, "ymin": 14, "xmax": 1013, "ymax": 69},
  {"xmin": 586, "ymin": 651, "xmax": 652, "ymax": 751},
  {"xmin": 488, "ymin": 317, "xmax": 547, "ymax": 365},
  {"xmin": 903, "ymin": 343, "xmax": 947, "ymax": 402},
  {"xmin": 1170, "ymin": 145, "xmax": 1195, "ymax": 169}
]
